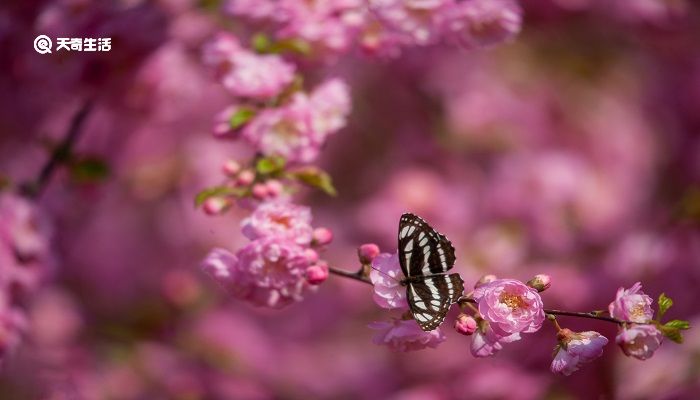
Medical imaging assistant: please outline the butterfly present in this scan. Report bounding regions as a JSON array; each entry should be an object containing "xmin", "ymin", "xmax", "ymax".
[{"xmin": 398, "ymin": 213, "xmax": 464, "ymax": 331}]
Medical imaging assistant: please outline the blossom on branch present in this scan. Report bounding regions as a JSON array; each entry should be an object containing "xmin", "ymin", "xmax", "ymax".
[
  {"xmin": 616, "ymin": 324, "xmax": 663, "ymax": 360},
  {"xmin": 551, "ymin": 329, "xmax": 608, "ymax": 376},
  {"xmin": 472, "ymin": 278, "xmax": 545, "ymax": 336},
  {"xmin": 369, "ymin": 319, "xmax": 446, "ymax": 352},
  {"xmin": 608, "ymin": 282, "xmax": 654, "ymax": 323}
]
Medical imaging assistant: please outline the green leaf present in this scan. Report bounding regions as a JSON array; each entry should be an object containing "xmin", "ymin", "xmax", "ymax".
[
  {"xmin": 194, "ymin": 186, "xmax": 243, "ymax": 207},
  {"xmin": 269, "ymin": 38, "xmax": 311, "ymax": 55},
  {"xmin": 69, "ymin": 157, "xmax": 110, "ymax": 184},
  {"xmin": 229, "ymin": 107, "xmax": 256, "ymax": 130},
  {"xmin": 658, "ymin": 293, "xmax": 673, "ymax": 319},
  {"xmin": 664, "ymin": 320, "xmax": 690, "ymax": 330},
  {"xmin": 659, "ymin": 325, "xmax": 684, "ymax": 344},
  {"xmin": 251, "ymin": 33, "xmax": 271, "ymax": 53},
  {"xmin": 255, "ymin": 156, "xmax": 286, "ymax": 175},
  {"xmin": 290, "ymin": 167, "xmax": 337, "ymax": 196}
]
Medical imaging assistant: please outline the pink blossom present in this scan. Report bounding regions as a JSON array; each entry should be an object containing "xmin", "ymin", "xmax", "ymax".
[
  {"xmin": 551, "ymin": 329, "xmax": 608, "ymax": 376},
  {"xmin": 203, "ymin": 34, "xmax": 295, "ymax": 99},
  {"xmin": 472, "ymin": 279, "xmax": 545, "ymax": 336},
  {"xmin": 369, "ymin": 252, "xmax": 407, "ymax": 310},
  {"xmin": 200, "ymin": 238, "xmax": 314, "ymax": 309},
  {"xmin": 369, "ymin": 319, "xmax": 446, "ymax": 351},
  {"xmin": 241, "ymin": 201, "xmax": 313, "ymax": 245},
  {"xmin": 455, "ymin": 314, "xmax": 478, "ymax": 335},
  {"xmin": 275, "ymin": 0, "xmax": 365, "ymax": 54},
  {"xmin": 309, "ymin": 78, "xmax": 352, "ymax": 140},
  {"xmin": 202, "ymin": 197, "xmax": 231, "ymax": 215},
  {"xmin": 305, "ymin": 262, "xmax": 329, "ymax": 285},
  {"xmin": 526, "ymin": 274, "xmax": 551, "ymax": 292},
  {"xmin": 445, "ymin": 0, "xmax": 522, "ymax": 49},
  {"xmin": 471, "ymin": 320, "xmax": 521, "ymax": 357},
  {"xmin": 358, "ymin": 243, "xmax": 381, "ymax": 264},
  {"xmin": 608, "ymin": 282, "xmax": 654, "ymax": 323},
  {"xmin": 616, "ymin": 324, "xmax": 663, "ymax": 360},
  {"xmin": 311, "ymin": 227, "xmax": 333, "ymax": 246},
  {"xmin": 241, "ymin": 93, "xmax": 320, "ymax": 163},
  {"xmin": 369, "ymin": 0, "xmax": 451, "ymax": 47}
]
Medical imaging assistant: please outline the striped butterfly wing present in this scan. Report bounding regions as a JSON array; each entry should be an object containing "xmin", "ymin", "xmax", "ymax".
[
  {"xmin": 407, "ymin": 273, "xmax": 465, "ymax": 331},
  {"xmin": 398, "ymin": 213, "xmax": 456, "ymax": 278}
]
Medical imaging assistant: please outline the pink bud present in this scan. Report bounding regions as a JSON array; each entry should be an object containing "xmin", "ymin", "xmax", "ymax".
[
  {"xmin": 251, "ymin": 183, "xmax": 269, "ymax": 199},
  {"xmin": 527, "ymin": 274, "xmax": 551, "ymax": 292},
  {"xmin": 454, "ymin": 313, "xmax": 478, "ymax": 335},
  {"xmin": 306, "ymin": 263, "xmax": 329, "ymax": 285},
  {"xmin": 358, "ymin": 243, "xmax": 381, "ymax": 265},
  {"xmin": 312, "ymin": 227, "xmax": 333, "ymax": 246},
  {"xmin": 475, "ymin": 274, "xmax": 497, "ymax": 288},
  {"xmin": 237, "ymin": 170, "xmax": 255, "ymax": 186},
  {"xmin": 222, "ymin": 160, "xmax": 241, "ymax": 176},
  {"xmin": 265, "ymin": 179, "xmax": 283, "ymax": 197},
  {"xmin": 203, "ymin": 197, "xmax": 231, "ymax": 215},
  {"xmin": 304, "ymin": 248, "xmax": 320, "ymax": 263}
]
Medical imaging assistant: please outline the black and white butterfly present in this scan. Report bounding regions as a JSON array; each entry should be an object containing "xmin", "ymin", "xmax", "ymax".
[{"xmin": 398, "ymin": 213, "xmax": 465, "ymax": 331}]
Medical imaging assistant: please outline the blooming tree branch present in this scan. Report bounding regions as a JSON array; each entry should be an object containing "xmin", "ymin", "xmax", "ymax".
[{"xmin": 197, "ymin": 0, "xmax": 691, "ymax": 378}]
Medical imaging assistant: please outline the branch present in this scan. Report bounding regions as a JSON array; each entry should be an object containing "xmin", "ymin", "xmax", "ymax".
[
  {"xmin": 328, "ymin": 266, "xmax": 372, "ymax": 285},
  {"xmin": 21, "ymin": 99, "xmax": 94, "ymax": 199}
]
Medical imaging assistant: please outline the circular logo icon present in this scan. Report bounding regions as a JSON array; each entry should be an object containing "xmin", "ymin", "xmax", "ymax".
[{"xmin": 34, "ymin": 35, "xmax": 52, "ymax": 54}]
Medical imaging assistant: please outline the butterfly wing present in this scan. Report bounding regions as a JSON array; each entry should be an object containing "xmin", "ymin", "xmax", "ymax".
[
  {"xmin": 398, "ymin": 213, "xmax": 456, "ymax": 278},
  {"xmin": 407, "ymin": 273, "xmax": 465, "ymax": 331}
]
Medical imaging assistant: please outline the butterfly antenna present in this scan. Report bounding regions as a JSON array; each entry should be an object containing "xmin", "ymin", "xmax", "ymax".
[{"xmin": 368, "ymin": 264, "xmax": 401, "ymax": 284}]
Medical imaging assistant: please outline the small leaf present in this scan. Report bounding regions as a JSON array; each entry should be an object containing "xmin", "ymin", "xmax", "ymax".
[
  {"xmin": 658, "ymin": 293, "xmax": 673, "ymax": 319},
  {"xmin": 256, "ymin": 156, "xmax": 286, "ymax": 175},
  {"xmin": 194, "ymin": 186, "xmax": 243, "ymax": 207},
  {"xmin": 659, "ymin": 326, "xmax": 684, "ymax": 344},
  {"xmin": 229, "ymin": 107, "xmax": 256, "ymax": 130},
  {"xmin": 290, "ymin": 167, "xmax": 337, "ymax": 196},
  {"xmin": 251, "ymin": 33, "xmax": 271, "ymax": 53},
  {"xmin": 69, "ymin": 157, "xmax": 110, "ymax": 184},
  {"xmin": 664, "ymin": 320, "xmax": 690, "ymax": 330},
  {"xmin": 269, "ymin": 38, "xmax": 311, "ymax": 55}
]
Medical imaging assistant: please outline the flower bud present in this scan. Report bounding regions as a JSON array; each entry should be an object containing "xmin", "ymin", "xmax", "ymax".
[
  {"xmin": 474, "ymin": 274, "xmax": 497, "ymax": 288},
  {"xmin": 251, "ymin": 183, "xmax": 269, "ymax": 199},
  {"xmin": 306, "ymin": 262, "xmax": 329, "ymax": 285},
  {"xmin": 237, "ymin": 169, "xmax": 255, "ymax": 186},
  {"xmin": 312, "ymin": 227, "xmax": 333, "ymax": 246},
  {"xmin": 222, "ymin": 160, "xmax": 241, "ymax": 177},
  {"xmin": 203, "ymin": 197, "xmax": 231, "ymax": 215},
  {"xmin": 527, "ymin": 274, "xmax": 551, "ymax": 292},
  {"xmin": 265, "ymin": 179, "xmax": 283, "ymax": 197},
  {"xmin": 304, "ymin": 248, "xmax": 320, "ymax": 263},
  {"xmin": 358, "ymin": 243, "xmax": 380, "ymax": 264},
  {"xmin": 454, "ymin": 314, "xmax": 478, "ymax": 336}
]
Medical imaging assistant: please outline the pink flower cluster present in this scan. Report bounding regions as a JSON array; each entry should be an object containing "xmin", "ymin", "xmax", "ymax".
[
  {"xmin": 609, "ymin": 282, "xmax": 663, "ymax": 360},
  {"xmin": 225, "ymin": 0, "xmax": 522, "ymax": 57},
  {"xmin": 201, "ymin": 201, "xmax": 332, "ymax": 308},
  {"xmin": 204, "ymin": 34, "xmax": 351, "ymax": 164},
  {"xmin": 0, "ymin": 194, "xmax": 52, "ymax": 363}
]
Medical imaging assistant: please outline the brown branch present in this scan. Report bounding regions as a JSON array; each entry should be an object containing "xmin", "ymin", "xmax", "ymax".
[
  {"xmin": 21, "ymin": 99, "xmax": 94, "ymax": 198},
  {"xmin": 328, "ymin": 266, "xmax": 372, "ymax": 285}
]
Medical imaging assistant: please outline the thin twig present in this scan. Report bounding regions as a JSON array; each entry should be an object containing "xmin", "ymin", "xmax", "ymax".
[
  {"xmin": 21, "ymin": 99, "xmax": 94, "ymax": 198},
  {"xmin": 330, "ymin": 264, "xmax": 630, "ymax": 325},
  {"xmin": 328, "ymin": 266, "xmax": 372, "ymax": 284}
]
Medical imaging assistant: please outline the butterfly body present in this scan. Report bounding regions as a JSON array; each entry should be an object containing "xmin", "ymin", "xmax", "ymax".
[{"xmin": 398, "ymin": 213, "xmax": 465, "ymax": 331}]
